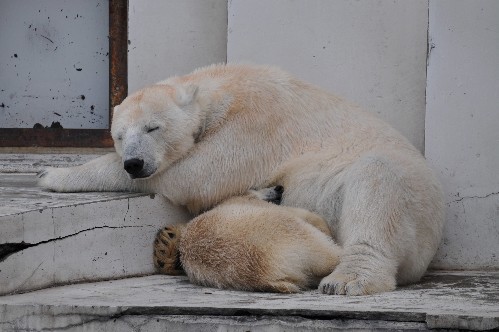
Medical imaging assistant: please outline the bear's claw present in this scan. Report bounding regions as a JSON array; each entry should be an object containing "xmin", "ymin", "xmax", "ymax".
[
  {"xmin": 319, "ymin": 270, "xmax": 396, "ymax": 296},
  {"xmin": 36, "ymin": 170, "xmax": 48, "ymax": 178},
  {"xmin": 153, "ymin": 225, "xmax": 185, "ymax": 275}
]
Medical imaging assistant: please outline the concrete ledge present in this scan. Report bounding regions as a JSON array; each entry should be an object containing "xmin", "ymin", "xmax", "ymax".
[
  {"xmin": 0, "ymin": 174, "xmax": 190, "ymax": 295},
  {"xmin": 0, "ymin": 271, "xmax": 497, "ymax": 331},
  {"xmin": 0, "ymin": 313, "xmax": 429, "ymax": 331},
  {"xmin": 0, "ymin": 153, "xmax": 106, "ymax": 173}
]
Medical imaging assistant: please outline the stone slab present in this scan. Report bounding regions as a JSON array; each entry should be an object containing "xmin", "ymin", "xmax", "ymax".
[
  {"xmin": 0, "ymin": 153, "xmax": 105, "ymax": 174},
  {"xmin": 0, "ymin": 174, "xmax": 191, "ymax": 295},
  {"xmin": 0, "ymin": 271, "xmax": 497, "ymax": 331},
  {"xmin": 0, "ymin": 173, "xmax": 145, "ymax": 216}
]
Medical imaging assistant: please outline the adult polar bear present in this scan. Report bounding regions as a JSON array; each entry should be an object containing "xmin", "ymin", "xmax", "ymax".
[{"xmin": 38, "ymin": 64, "xmax": 444, "ymax": 295}]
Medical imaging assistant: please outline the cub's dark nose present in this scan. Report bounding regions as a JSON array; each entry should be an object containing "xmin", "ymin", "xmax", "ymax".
[
  {"xmin": 270, "ymin": 185, "xmax": 284, "ymax": 205},
  {"xmin": 274, "ymin": 185, "xmax": 284, "ymax": 194},
  {"xmin": 124, "ymin": 158, "xmax": 144, "ymax": 176}
]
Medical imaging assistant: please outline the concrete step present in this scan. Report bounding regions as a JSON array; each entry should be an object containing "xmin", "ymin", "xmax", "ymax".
[
  {"xmin": 0, "ymin": 173, "xmax": 190, "ymax": 295},
  {"xmin": 1, "ymin": 173, "xmax": 498, "ymax": 331},
  {"xmin": 0, "ymin": 271, "xmax": 498, "ymax": 331}
]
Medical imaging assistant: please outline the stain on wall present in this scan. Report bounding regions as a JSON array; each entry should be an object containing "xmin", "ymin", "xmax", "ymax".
[{"xmin": 0, "ymin": 1, "xmax": 109, "ymax": 129}]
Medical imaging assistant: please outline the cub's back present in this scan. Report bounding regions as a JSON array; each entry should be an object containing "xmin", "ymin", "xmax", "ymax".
[{"xmin": 179, "ymin": 198, "xmax": 338, "ymax": 292}]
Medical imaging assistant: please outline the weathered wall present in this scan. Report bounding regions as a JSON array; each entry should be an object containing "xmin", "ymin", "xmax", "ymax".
[
  {"xmin": 426, "ymin": 0, "xmax": 499, "ymax": 269},
  {"xmin": 127, "ymin": 0, "xmax": 228, "ymax": 93},
  {"xmin": 0, "ymin": 0, "xmax": 109, "ymax": 129},
  {"xmin": 227, "ymin": 0, "xmax": 428, "ymax": 152}
]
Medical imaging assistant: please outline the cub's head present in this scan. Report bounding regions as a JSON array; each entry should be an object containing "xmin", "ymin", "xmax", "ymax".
[{"xmin": 111, "ymin": 83, "xmax": 201, "ymax": 179}]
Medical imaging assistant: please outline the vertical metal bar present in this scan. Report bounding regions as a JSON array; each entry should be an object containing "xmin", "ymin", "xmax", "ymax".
[{"xmin": 109, "ymin": 0, "xmax": 128, "ymax": 126}]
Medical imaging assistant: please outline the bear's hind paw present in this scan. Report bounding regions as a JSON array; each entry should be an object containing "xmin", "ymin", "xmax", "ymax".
[{"xmin": 319, "ymin": 270, "xmax": 396, "ymax": 296}]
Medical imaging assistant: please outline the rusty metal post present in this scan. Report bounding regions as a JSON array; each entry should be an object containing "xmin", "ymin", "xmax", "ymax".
[{"xmin": 109, "ymin": 0, "xmax": 128, "ymax": 124}]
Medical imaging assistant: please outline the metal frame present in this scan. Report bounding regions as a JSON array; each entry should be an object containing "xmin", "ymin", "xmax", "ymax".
[{"xmin": 0, "ymin": 0, "xmax": 127, "ymax": 148}]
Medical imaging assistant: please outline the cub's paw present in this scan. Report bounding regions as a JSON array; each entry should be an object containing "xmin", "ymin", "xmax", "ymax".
[
  {"xmin": 267, "ymin": 280, "xmax": 301, "ymax": 294},
  {"xmin": 250, "ymin": 185, "xmax": 284, "ymax": 205},
  {"xmin": 153, "ymin": 225, "xmax": 185, "ymax": 275},
  {"xmin": 319, "ymin": 269, "xmax": 396, "ymax": 296}
]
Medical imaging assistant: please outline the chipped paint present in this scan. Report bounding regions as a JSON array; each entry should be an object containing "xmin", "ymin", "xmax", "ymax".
[{"xmin": 0, "ymin": 1, "xmax": 109, "ymax": 129}]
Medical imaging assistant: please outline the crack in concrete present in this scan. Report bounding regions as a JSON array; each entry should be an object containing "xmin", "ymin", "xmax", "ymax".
[
  {"xmin": 448, "ymin": 191, "xmax": 499, "ymax": 204},
  {"xmin": 0, "ymin": 224, "xmax": 155, "ymax": 262},
  {"xmin": 0, "ymin": 243, "xmax": 33, "ymax": 261},
  {"xmin": 123, "ymin": 198, "xmax": 130, "ymax": 223},
  {"xmin": 13, "ymin": 261, "xmax": 44, "ymax": 293}
]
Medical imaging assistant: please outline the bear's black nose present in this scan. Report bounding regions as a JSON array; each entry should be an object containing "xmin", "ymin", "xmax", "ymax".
[{"xmin": 124, "ymin": 158, "xmax": 144, "ymax": 176}]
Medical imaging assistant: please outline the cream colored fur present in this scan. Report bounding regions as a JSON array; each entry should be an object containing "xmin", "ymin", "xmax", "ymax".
[
  {"xmin": 172, "ymin": 188, "xmax": 341, "ymax": 293},
  {"xmin": 38, "ymin": 63, "xmax": 445, "ymax": 295}
]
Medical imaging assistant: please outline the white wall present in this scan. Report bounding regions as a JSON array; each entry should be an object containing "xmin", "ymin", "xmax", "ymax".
[
  {"xmin": 128, "ymin": 0, "xmax": 228, "ymax": 93},
  {"xmin": 227, "ymin": 0, "xmax": 428, "ymax": 152},
  {"xmin": 426, "ymin": 0, "xmax": 499, "ymax": 269},
  {"xmin": 128, "ymin": 0, "xmax": 428, "ymax": 150}
]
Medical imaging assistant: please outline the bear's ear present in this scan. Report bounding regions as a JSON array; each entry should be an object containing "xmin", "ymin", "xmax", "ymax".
[{"xmin": 174, "ymin": 84, "xmax": 199, "ymax": 106}]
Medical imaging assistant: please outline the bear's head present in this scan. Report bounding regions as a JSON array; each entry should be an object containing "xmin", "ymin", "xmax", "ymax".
[{"xmin": 111, "ymin": 83, "xmax": 201, "ymax": 179}]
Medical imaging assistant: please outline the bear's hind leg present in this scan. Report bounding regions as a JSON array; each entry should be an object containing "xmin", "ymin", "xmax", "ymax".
[
  {"xmin": 153, "ymin": 225, "xmax": 185, "ymax": 275},
  {"xmin": 319, "ymin": 153, "xmax": 413, "ymax": 296}
]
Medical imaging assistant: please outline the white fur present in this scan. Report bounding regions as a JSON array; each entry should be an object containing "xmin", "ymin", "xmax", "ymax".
[
  {"xmin": 38, "ymin": 63, "xmax": 445, "ymax": 295},
  {"xmin": 176, "ymin": 188, "xmax": 342, "ymax": 293}
]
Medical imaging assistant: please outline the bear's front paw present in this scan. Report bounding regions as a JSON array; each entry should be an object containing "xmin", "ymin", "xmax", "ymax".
[
  {"xmin": 319, "ymin": 268, "xmax": 396, "ymax": 296},
  {"xmin": 153, "ymin": 225, "xmax": 184, "ymax": 275},
  {"xmin": 37, "ymin": 167, "xmax": 71, "ymax": 192}
]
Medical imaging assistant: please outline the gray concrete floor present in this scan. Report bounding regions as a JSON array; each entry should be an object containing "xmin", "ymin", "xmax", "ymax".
[{"xmin": 0, "ymin": 272, "xmax": 498, "ymax": 331}]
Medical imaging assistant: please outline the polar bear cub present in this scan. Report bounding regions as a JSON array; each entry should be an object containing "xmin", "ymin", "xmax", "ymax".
[{"xmin": 154, "ymin": 186, "xmax": 342, "ymax": 293}]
